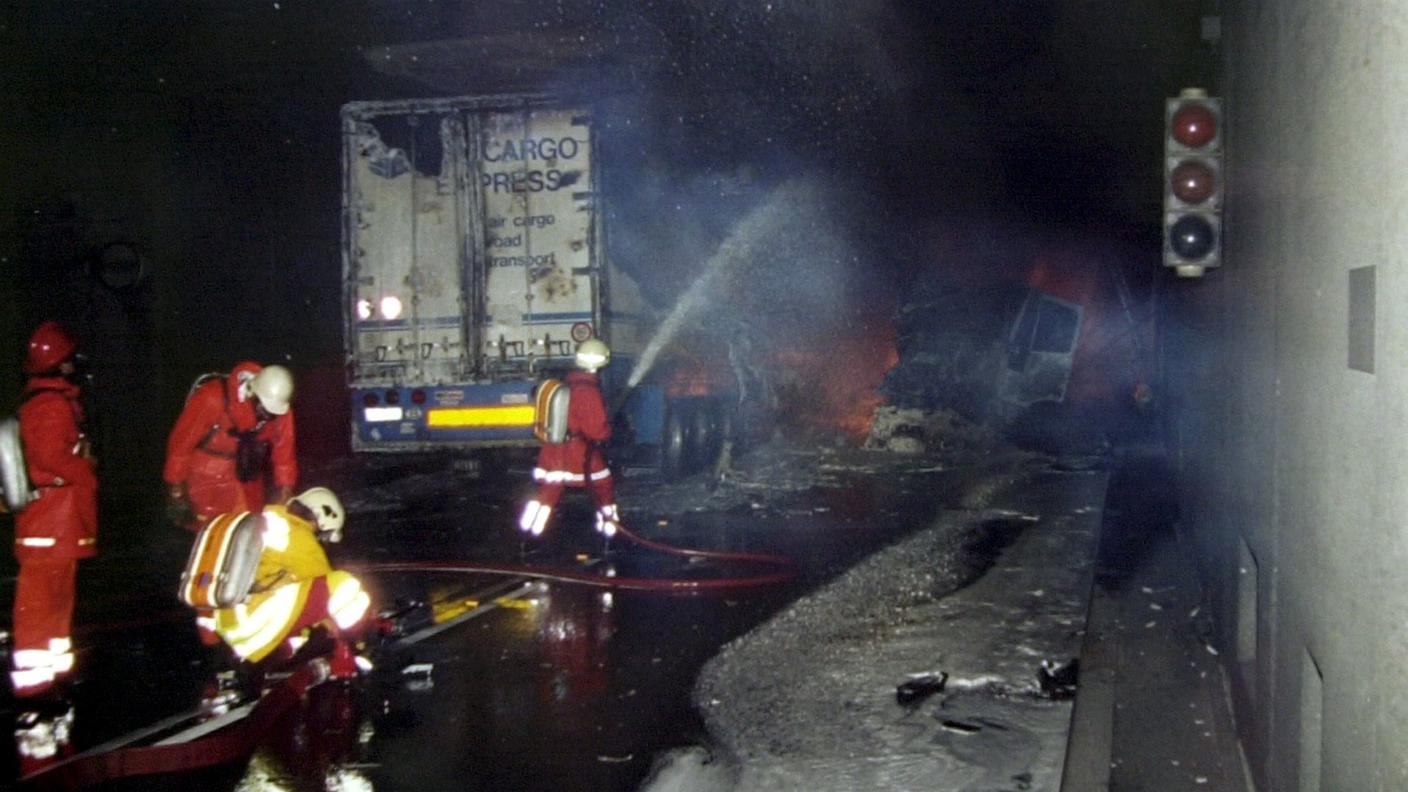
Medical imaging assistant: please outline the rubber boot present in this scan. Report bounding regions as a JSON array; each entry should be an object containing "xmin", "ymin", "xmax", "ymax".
[{"xmin": 14, "ymin": 698, "xmax": 72, "ymax": 777}]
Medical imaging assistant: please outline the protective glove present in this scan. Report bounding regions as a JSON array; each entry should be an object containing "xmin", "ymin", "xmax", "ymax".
[{"xmin": 165, "ymin": 483, "xmax": 194, "ymax": 527}]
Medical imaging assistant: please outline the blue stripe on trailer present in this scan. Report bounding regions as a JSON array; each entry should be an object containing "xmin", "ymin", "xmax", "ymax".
[
  {"xmin": 521, "ymin": 311, "xmax": 593, "ymax": 324},
  {"xmin": 356, "ymin": 316, "xmax": 462, "ymax": 330}
]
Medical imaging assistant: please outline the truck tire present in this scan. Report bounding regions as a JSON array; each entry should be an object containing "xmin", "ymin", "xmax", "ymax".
[
  {"xmin": 687, "ymin": 398, "xmax": 720, "ymax": 472},
  {"xmin": 660, "ymin": 399, "xmax": 690, "ymax": 481},
  {"xmin": 717, "ymin": 403, "xmax": 737, "ymax": 451}
]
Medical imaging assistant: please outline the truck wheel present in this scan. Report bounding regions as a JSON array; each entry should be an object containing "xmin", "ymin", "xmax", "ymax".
[
  {"xmin": 716, "ymin": 403, "xmax": 738, "ymax": 454},
  {"xmin": 660, "ymin": 399, "xmax": 690, "ymax": 481},
  {"xmin": 687, "ymin": 398, "xmax": 720, "ymax": 472}
]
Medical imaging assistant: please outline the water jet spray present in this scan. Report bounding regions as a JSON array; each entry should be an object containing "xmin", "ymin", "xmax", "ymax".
[{"xmin": 625, "ymin": 179, "xmax": 813, "ymax": 390}]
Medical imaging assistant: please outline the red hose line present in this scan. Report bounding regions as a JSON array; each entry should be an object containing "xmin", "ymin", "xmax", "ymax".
[
  {"xmin": 16, "ymin": 527, "xmax": 794, "ymax": 787},
  {"xmin": 18, "ymin": 661, "xmax": 325, "ymax": 791},
  {"xmin": 365, "ymin": 558, "xmax": 792, "ymax": 591},
  {"xmin": 364, "ymin": 522, "xmax": 797, "ymax": 592},
  {"xmin": 613, "ymin": 521, "xmax": 791, "ymax": 566},
  {"xmin": 66, "ymin": 525, "xmax": 795, "ymax": 643},
  {"xmin": 72, "ymin": 609, "xmax": 191, "ymax": 639}
]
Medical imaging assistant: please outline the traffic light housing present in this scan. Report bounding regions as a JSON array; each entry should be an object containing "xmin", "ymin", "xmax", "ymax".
[{"xmin": 1164, "ymin": 88, "xmax": 1223, "ymax": 278}]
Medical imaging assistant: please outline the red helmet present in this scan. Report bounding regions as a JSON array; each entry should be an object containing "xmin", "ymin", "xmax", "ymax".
[{"xmin": 24, "ymin": 321, "xmax": 78, "ymax": 374}]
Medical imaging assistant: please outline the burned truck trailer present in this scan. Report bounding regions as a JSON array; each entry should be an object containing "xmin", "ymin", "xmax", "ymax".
[{"xmin": 341, "ymin": 95, "xmax": 731, "ymax": 476}]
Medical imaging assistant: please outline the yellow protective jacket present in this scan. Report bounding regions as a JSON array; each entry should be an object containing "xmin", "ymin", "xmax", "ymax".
[{"xmin": 213, "ymin": 505, "xmax": 367, "ymax": 663}]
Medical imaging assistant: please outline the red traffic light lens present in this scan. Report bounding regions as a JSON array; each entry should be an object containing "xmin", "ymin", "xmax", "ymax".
[
  {"xmin": 362, "ymin": 392, "xmax": 380, "ymax": 407},
  {"xmin": 1171, "ymin": 103, "xmax": 1217, "ymax": 148},
  {"xmin": 1171, "ymin": 160, "xmax": 1216, "ymax": 205},
  {"xmin": 1169, "ymin": 215, "xmax": 1216, "ymax": 260},
  {"xmin": 410, "ymin": 389, "xmax": 427, "ymax": 405}
]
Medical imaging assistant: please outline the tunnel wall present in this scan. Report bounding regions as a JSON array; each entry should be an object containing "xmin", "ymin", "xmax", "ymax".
[
  {"xmin": 1168, "ymin": 2, "xmax": 1408, "ymax": 790},
  {"xmin": 0, "ymin": 9, "xmax": 392, "ymax": 512}
]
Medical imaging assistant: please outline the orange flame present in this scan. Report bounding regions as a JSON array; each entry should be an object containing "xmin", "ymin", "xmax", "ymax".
[{"xmin": 772, "ymin": 317, "xmax": 898, "ymax": 438}]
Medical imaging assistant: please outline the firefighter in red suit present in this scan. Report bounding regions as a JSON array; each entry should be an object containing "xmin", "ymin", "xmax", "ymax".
[
  {"xmin": 518, "ymin": 339, "xmax": 621, "ymax": 539},
  {"xmin": 163, "ymin": 362, "xmax": 298, "ymax": 528},
  {"xmin": 163, "ymin": 362, "xmax": 297, "ymax": 649},
  {"xmin": 10, "ymin": 322, "xmax": 96, "ymax": 766}
]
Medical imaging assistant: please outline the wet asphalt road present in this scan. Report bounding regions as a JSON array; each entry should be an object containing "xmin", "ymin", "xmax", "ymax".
[{"xmin": 0, "ymin": 448, "xmax": 992, "ymax": 791}]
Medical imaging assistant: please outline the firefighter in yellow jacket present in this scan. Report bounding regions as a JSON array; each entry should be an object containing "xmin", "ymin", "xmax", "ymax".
[{"xmin": 212, "ymin": 487, "xmax": 370, "ymax": 676}]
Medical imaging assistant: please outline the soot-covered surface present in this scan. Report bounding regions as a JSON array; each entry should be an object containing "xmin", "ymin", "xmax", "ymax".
[{"xmin": 643, "ymin": 453, "xmax": 1106, "ymax": 792}]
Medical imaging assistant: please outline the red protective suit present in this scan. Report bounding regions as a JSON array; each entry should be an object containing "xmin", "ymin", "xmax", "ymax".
[
  {"xmin": 163, "ymin": 362, "xmax": 297, "ymax": 526},
  {"xmin": 518, "ymin": 370, "xmax": 620, "ymax": 537},
  {"xmin": 11, "ymin": 376, "xmax": 97, "ymax": 699}
]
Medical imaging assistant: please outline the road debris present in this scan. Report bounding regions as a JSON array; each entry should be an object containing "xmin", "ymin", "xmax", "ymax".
[{"xmin": 895, "ymin": 671, "xmax": 948, "ymax": 706}]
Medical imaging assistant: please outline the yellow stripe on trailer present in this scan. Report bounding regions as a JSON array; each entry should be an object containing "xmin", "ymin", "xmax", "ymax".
[{"xmin": 426, "ymin": 404, "xmax": 536, "ymax": 429}]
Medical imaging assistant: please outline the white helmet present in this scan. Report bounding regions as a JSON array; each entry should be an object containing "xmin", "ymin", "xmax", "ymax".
[
  {"xmin": 250, "ymin": 365, "xmax": 294, "ymax": 415},
  {"xmin": 290, "ymin": 487, "xmax": 345, "ymax": 541},
  {"xmin": 574, "ymin": 339, "xmax": 610, "ymax": 372}
]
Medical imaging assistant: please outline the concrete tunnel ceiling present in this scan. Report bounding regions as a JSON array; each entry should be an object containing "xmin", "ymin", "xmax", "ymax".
[{"xmin": 358, "ymin": 0, "xmax": 1219, "ymax": 240}]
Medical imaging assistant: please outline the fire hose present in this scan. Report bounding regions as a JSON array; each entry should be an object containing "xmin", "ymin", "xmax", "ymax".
[
  {"xmin": 367, "ymin": 519, "xmax": 797, "ymax": 592},
  {"xmin": 16, "ymin": 522, "xmax": 795, "ymax": 789},
  {"xmin": 18, "ymin": 660, "xmax": 326, "ymax": 791}
]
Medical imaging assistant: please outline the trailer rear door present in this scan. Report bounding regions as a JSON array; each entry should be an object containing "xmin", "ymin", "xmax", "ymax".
[
  {"xmin": 345, "ymin": 109, "xmax": 475, "ymax": 387},
  {"xmin": 478, "ymin": 107, "xmax": 598, "ymax": 372}
]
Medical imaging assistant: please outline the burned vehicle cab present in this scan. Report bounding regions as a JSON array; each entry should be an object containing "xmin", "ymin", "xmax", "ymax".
[
  {"xmin": 998, "ymin": 289, "xmax": 1083, "ymax": 415},
  {"xmin": 881, "ymin": 244, "xmax": 1156, "ymax": 456}
]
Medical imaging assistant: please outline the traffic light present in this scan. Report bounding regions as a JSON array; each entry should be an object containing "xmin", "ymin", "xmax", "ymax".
[{"xmin": 1164, "ymin": 88, "xmax": 1223, "ymax": 278}]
